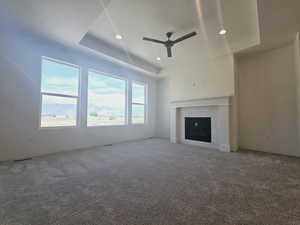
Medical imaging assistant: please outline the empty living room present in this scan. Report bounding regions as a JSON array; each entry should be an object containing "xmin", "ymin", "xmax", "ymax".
[{"xmin": 1, "ymin": 0, "xmax": 300, "ymax": 224}]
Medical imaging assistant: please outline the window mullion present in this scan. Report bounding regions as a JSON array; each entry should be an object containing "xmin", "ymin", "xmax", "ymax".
[
  {"xmin": 80, "ymin": 67, "xmax": 88, "ymax": 127},
  {"xmin": 128, "ymin": 81, "xmax": 133, "ymax": 125},
  {"xmin": 41, "ymin": 92, "xmax": 78, "ymax": 99}
]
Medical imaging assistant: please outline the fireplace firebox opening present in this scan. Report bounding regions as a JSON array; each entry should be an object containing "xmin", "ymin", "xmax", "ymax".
[{"xmin": 185, "ymin": 117, "xmax": 212, "ymax": 143}]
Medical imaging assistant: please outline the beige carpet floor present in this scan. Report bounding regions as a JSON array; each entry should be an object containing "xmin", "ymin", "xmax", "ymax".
[{"xmin": 0, "ymin": 138, "xmax": 300, "ymax": 225}]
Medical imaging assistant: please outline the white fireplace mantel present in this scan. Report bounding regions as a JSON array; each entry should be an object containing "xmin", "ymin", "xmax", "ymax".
[{"xmin": 170, "ymin": 97, "xmax": 231, "ymax": 152}]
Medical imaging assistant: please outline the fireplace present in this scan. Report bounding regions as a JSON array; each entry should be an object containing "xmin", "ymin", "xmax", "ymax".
[
  {"xmin": 170, "ymin": 97, "xmax": 231, "ymax": 152},
  {"xmin": 185, "ymin": 117, "xmax": 211, "ymax": 143}
]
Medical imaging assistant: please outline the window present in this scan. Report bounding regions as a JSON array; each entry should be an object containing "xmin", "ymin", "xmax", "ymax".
[
  {"xmin": 132, "ymin": 82, "xmax": 146, "ymax": 124},
  {"xmin": 40, "ymin": 57, "xmax": 80, "ymax": 128},
  {"xmin": 88, "ymin": 70, "xmax": 127, "ymax": 126}
]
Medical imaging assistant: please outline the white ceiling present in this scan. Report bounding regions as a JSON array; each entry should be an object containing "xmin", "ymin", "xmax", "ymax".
[
  {"xmin": 88, "ymin": 0, "xmax": 199, "ymax": 67},
  {"xmin": 261, "ymin": 0, "xmax": 300, "ymax": 45},
  {"xmin": 86, "ymin": 0, "xmax": 262, "ymax": 69},
  {"xmin": 249, "ymin": 0, "xmax": 300, "ymax": 52},
  {"xmin": 0, "ymin": 0, "xmax": 108, "ymax": 44},
  {"xmin": 193, "ymin": 0, "xmax": 260, "ymax": 56},
  {"xmin": 0, "ymin": 0, "xmax": 299, "ymax": 75}
]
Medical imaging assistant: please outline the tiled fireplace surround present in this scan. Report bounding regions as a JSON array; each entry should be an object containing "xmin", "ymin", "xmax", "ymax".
[{"xmin": 170, "ymin": 97, "xmax": 231, "ymax": 152}]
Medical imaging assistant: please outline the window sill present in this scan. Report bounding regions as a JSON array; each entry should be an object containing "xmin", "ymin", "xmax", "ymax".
[
  {"xmin": 86, "ymin": 124, "xmax": 128, "ymax": 128},
  {"xmin": 131, "ymin": 123, "xmax": 146, "ymax": 126},
  {"xmin": 39, "ymin": 126, "xmax": 78, "ymax": 130},
  {"xmin": 38, "ymin": 123, "xmax": 148, "ymax": 130}
]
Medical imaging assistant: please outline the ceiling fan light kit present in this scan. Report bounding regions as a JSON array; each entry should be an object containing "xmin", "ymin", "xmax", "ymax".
[{"xmin": 143, "ymin": 31, "xmax": 197, "ymax": 58}]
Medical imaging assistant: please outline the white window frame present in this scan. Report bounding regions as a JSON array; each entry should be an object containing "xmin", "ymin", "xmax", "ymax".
[
  {"xmin": 131, "ymin": 81, "xmax": 147, "ymax": 125},
  {"xmin": 87, "ymin": 69, "xmax": 128, "ymax": 127},
  {"xmin": 39, "ymin": 56, "xmax": 81, "ymax": 129}
]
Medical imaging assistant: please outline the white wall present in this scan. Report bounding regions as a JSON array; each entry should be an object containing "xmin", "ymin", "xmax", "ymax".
[
  {"xmin": 156, "ymin": 31, "xmax": 235, "ymax": 139},
  {"xmin": 0, "ymin": 25, "xmax": 157, "ymax": 161},
  {"xmin": 160, "ymin": 35, "xmax": 235, "ymax": 102},
  {"xmin": 237, "ymin": 43, "xmax": 299, "ymax": 157},
  {"xmin": 230, "ymin": 58, "xmax": 239, "ymax": 152},
  {"xmin": 155, "ymin": 77, "xmax": 171, "ymax": 138},
  {"xmin": 295, "ymin": 33, "xmax": 300, "ymax": 146}
]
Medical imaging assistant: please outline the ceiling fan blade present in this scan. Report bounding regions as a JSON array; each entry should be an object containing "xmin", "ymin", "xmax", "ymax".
[
  {"xmin": 143, "ymin": 37, "xmax": 165, "ymax": 44},
  {"xmin": 173, "ymin": 32, "xmax": 197, "ymax": 44},
  {"xmin": 167, "ymin": 46, "xmax": 172, "ymax": 57}
]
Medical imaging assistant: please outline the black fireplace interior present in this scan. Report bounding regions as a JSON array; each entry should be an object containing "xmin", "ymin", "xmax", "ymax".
[{"xmin": 185, "ymin": 117, "xmax": 211, "ymax": 143}]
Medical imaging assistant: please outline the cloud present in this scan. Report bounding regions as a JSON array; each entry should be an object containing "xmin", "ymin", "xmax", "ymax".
[
  {"xmin": 132, "ymin": 96, "xmax": 145, "ymax": 104},
  {"xmin": 88, "ymin": 76, "xmax": 125, "ymax": 95},
  {"xmin": 89, "ymin": 87, "xmax": 124, "ymax": 95},
  {"xmin": 43, "ymin": 95, "xmax": 77, "ymax": 105},
  {"xmin": 88, "ymin": 76, "xmax": 107, "ymax": 88},
  {"xmin": 46, "ymin": 77, "xmax": 78, "ymax": 86},
  {"xmin": 88, "ymin": 92, "xmax": 125, "ymax": 108}
]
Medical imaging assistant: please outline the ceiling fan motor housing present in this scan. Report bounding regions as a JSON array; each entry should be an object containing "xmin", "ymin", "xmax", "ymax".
[
  {"xmin": 143, "ymin": 31, "xmax": 197, "ymax": 57},
  {"xmin": 166, "ymin": 32, "xmax": 173, "ymax": 39}
]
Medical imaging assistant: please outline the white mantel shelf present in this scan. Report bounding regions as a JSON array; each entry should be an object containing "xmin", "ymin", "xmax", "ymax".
[
  {"xmin": 170, "ymin": 97, "xmax": 231, "ymax": 108},
  {"xmin": 170, "ymin": 97, "xmax": 231, "ymax": 152}
]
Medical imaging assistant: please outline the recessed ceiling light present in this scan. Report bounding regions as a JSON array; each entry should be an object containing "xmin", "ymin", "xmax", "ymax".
[
  {"xmin": 115, "ymin": 34, "xmax": 123, "ymax": 40},
  {"xmin": 156, "ymin": 57, "xmax": 161, "ymax": 61},
  {"xmin": 219, "ymin": 29, "xmax": 227, "ymax": 35}
]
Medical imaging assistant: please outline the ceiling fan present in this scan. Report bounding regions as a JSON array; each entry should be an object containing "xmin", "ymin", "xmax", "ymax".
[{"xmin": 143, "ymin": 31, "xmax": 197, "ymax": 58}]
